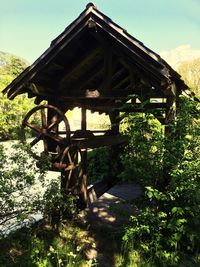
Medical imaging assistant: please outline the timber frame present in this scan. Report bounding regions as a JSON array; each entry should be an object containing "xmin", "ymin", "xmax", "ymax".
[{"xmin": 2, "ymin": 3, "xmax": 188, "ymax": 206}]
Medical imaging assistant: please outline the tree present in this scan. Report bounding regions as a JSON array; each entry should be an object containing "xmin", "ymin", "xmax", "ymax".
[
  {"xmin": 0, "ymin": 51, "xmax": 36, "ymax": 140},
  {"xmin": 178, "ymin": 57, "xmax": 200, "ymax": 96}
]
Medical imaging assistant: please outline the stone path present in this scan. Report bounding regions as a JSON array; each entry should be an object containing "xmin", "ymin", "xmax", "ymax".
[
  {"xmin": 79, "ymin": 182, "xmax": 143, "ymax": 265},
  {"xmin": 85, "ymin": 182, "xmax": 142, "ymax": 227}
]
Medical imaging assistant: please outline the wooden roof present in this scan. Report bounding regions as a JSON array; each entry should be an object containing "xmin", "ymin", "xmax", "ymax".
[{"xmin": 2, "ymin": 3, "xmax": 187, "ymax": 115}]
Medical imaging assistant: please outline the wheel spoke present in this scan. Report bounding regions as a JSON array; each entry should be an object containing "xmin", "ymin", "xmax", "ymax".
[
  {"xmin": 45, "ymin": 132, "xmax": 65, "ymax": 143},
  {"xmin": 22, "ymin": 105, "xmax": 70, "ymax": 162},
  {"xmin": 79, "ymin": 168, "xmax": 83, "ymax": 178},
  {"xmin": 67, "ymin": 151, "xmax": 73, "ymax": 164},
  {"xmin": 47, "ymin": 116, "xmax": 63, "ymax": 131},
  {"xmin": 24, "ymin": 122, "xmax": 41, "ymax": 134},
  {"xmin": 73, "ymin": 152, "xmax": 78, "ymax": 163},
  {"xmin": 41, "ymin": 108, "xmax": 47, "ymax": 128},
  {"xmin": 29, "ymin": 135, "xmax": 41, "ymax": 147},
  {"xmin": 42, "ymin": 138, "xmax": 48, "ymax": 153},
  {"xmin": 65, "ymin": 171, "xmax": 71, "ymax": 190}
]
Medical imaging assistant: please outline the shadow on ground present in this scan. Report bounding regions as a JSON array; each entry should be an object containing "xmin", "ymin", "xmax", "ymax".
[{"xmin": 78, "ymin": 182, "xmax": 143, "ymax": 266}]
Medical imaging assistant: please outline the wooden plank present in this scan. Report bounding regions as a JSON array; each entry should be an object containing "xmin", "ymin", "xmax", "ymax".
[
  {"xmin": 72, "ymin": 60, "xmax": 104, "ymax": 91},
  {"xmin": 103, "ymin": 46, "xmax": 113, "ymax": 91},
  {"xmin": 87, "ymin": 180, "xmax": 113, "ymax": 203},
  {"xmin": 112, "ymin": 75, "xmax": 130, "ymax": 90},
  {"xmin": 117, "ymin": 102, "xmax": 167, "ymax": 112},
  {"xmin": 59, "ymin": 46, "xmax": 103, "ymax": 88},
  {"xmin": 72, "ymin": 134, "xmax": 128, "ymax": 149}
]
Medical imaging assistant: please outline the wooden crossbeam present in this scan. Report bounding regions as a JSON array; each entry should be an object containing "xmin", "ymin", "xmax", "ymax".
[
  {"xmin": 72, "ymin": 134, "xmax": 128, "ymax": 149},
  {"xmin": 58, "ymin": 46, "xmax": 103, "ymax": 88},
  {"xmin": 103, "ymin": 46, "xmax": 113, "ymax": 91},
  {"xmin": 112, "ymin": 75, "xmax": 130, "ymax": 90},
  {"xmin": 67, "ymin": 60, "xmax": 104, "ymax": 92}
]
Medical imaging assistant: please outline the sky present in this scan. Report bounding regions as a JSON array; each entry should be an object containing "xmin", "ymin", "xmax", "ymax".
[{"xmin": 0, "ymin": 0, "xmax": 200, "ymax": 64}]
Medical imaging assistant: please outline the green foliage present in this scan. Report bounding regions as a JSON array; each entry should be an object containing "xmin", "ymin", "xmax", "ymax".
[
  {"xmin": 0, "ymin": 51, "xmax": 36, "ymax": 141},
  {"xmin": 87, "ymin": 147, "xmax": 111, "ymax": 184},
  {"xmin": 0, "ymin": 141, "xmax": 84, "ymax": 238},
  {"xmin": 0, "ymin": 223, "xmax": 96, "ymax": 267},
  {"xmin": 0, "ymin": 52, "xmax": 28, "ymax": 76},
  {"xmin": 119, "ymin": 113, "xmax": 164, "ymax": 186},
  {"xmin": 121, "ymin": 97, "xmax": 200, "ymax": 266},
  {"xmin": 43, "ymin": 184, "xmax": 77, "ymax": 222},
  {"xmin": 0, "ymin": 143, "xmax": 50, "ymax": 235}
]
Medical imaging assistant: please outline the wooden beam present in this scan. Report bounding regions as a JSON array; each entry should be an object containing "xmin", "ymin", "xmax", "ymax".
[
  {"xmin": 111, "ymin": 66, "xmax": 125, "ymax": 83},
  {"xmin": 90, "ymin": 19, "xmax": 166, "ymax": 81},
  {"xmin": 87, "ymin": 180, "xmax": 113, "ymax": 203},
  {"xmin": 72, "ymin": 134, "xmax": 128, "ymax": 149},
  {"xmin": 117, "ymin": 102, "xmax": 167, "ymax": 112},
  {"xmin": 164, "ymin": 85, "xmax": 177, "ymax": 124},
  {"xmin": 112, "ymin": 75, "xmax": 130, "ymax": 90},
  {"xmin": 58, "ymin": 46, "xmax": 103, "ymax": 88},
  {"xmin": 109, "ymin": 110, "xmax": 120, "ymax": 134},
  {"xmin": 81, "ymin": 107, "xmax": 87, "ymax": 130},
  {"xmin": 103, "ymin": 46, "xmax": 113, "ymax": 91},
  {"xmin": 66, "ymin": 60, "xmax": 104, "ymax": 92}
]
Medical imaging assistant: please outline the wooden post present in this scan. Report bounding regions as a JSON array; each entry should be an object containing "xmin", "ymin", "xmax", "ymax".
[
  {"xmin": 81, "ymin": 107, "xmax": 86, "ymax": 131},
  {"xmin": 161, "ymin": 91, "xmax": 177, "ymax": 191},
  {"xmin": 109, "ymin": 110, "xmax": 121, "ymax": 186},
  {"xmin": 78, "ymin": 107, "xmax": 88, "ymax": 209}
]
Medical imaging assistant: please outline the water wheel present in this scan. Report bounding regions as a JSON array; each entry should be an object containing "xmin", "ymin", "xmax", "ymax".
[
  {"xmin": 21, "ymin": 104, "xmax": 70, "ymax": 160},
  {"xmin": 60, "ymin": 145, "xmax": 83, "ymax": 195}
]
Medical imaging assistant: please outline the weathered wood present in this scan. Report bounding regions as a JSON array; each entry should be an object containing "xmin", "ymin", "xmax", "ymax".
[
  {"xmin": 21, "ymin": 104, "xmax": 70, "ymax": 159},
  {"xmin": 72, "ymin": 134, "xmax": 128, "ymax": 149},
  {"xmin": 112, "ymin": 75, "xmax": 130, "ymax": 90},
  {"xmin": 87, "ymin": 180, "xmax": 112, "ymax": 204},
  {"xmin": 81, "ymin": 107, "xmax": 87, "ymax": 130},
  {"xmin": 103, "ymin": 46, "xmax": 113, "ymax": 91},
  {"xmin": 59, "ymin": 46, "xmax": 103, "ymax": 89},
  {"xmin": 160, "ymin": 83, "xmax": 177, "ymax": 190},
  {"xmin": 71, "ymin": 60, "xmax": 104, "ymax": 92}
]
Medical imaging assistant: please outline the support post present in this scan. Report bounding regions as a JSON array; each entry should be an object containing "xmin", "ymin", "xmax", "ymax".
[
  {"xmin": 161, "ymin": 92, "xmax": 177, "ymax": 190},
  {"xmin": 78, "ymin": 107, "xmax": 88, "ymax": 209},
  {"xmin": 109, "ymin": 110, "xmax": 121, "ymax": 185}
]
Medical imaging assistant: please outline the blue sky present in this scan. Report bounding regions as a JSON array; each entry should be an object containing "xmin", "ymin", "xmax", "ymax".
[{"xmin": 0, "ymin": 0, "xmax": 200, "ymax": 63}]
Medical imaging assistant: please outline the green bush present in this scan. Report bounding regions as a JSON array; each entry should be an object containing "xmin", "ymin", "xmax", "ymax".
[
  {"xmin": 87, "ymin": 147, "xmax": 111, "ymax": 185},
  {"xmin": 119, "ymin": 113, "xmax": 164, "ymax": 186},
  {"xmin": 0, "ymin": 142, "xmax": 72, "ymax": 237},
  {"xmin": 121, "ymin": 97, "xmax": 200, "ymax": 266}
]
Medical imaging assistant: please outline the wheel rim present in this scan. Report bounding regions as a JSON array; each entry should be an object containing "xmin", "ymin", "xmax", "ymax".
[{"xmin": 21, "ymin": 104, "xmax": 70, "ymax": 160}]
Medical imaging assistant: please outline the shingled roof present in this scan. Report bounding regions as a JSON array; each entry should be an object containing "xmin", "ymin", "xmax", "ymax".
[{"xmin": 2, "ymin": 3, "xmax": 187, "ymax": 115}]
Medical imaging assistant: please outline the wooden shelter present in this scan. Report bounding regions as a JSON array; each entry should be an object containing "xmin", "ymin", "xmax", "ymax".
[{"xmin": 2, "ymin": 3, "xmax": 188, "ymax": 207}]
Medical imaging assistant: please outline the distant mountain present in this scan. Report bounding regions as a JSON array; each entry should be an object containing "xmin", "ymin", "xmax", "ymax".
[{"xmin": 160, "ymin": 45, "xmax": 200, "ymax": 70}]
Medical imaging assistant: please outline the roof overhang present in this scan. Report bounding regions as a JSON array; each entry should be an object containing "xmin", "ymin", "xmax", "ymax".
[{"xmin": 2, "ymin": 3, "xmax": 188, "ymax": 115}]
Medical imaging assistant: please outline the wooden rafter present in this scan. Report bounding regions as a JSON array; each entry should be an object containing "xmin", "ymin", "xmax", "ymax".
[
  {"xmin": 58, "ymin": 46, "xmax": 103, "ymax": 89},
  {"xmin": 103, "ymin": 46, "xmax": 113, "ymax": 91}
]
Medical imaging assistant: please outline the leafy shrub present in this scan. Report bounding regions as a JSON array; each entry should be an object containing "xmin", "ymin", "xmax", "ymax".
[
  {"xmin": 121, "ymin": 97, "xmax": 200, "ymax": 266},
  {"xmin": 87, "ymin": 147, "xmax": 111, "ymax": 184},
  {"xmin": 0, "ymin": 142, "xmax": 77, "ymax": 237},
  {"xmin": 119, "ymin": 113, "xmax": 164, "ymax": 186}
]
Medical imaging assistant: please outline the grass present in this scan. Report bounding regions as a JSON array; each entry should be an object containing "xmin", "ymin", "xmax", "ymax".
[
  {"xmin": 0, "ymin": 220, "xmax": 96, "ymax": 267},
  {"xmin": 1, "ymin": 215, "xmax": 200, "ymax": 267},
  {"xmin": 0, "ymin": 214, "xmax": 130, "ymax": 267}
]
